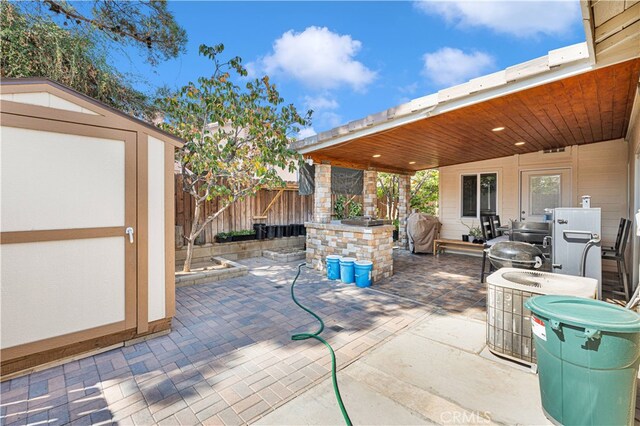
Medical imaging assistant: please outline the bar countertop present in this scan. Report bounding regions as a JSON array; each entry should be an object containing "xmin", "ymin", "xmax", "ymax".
[{"xmin": 305, "ymin": 222, "xmax": 395, "ymax": 233}]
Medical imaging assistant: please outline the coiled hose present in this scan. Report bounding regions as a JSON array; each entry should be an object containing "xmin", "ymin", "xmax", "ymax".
[{"xmin": 290, "ymin": 263, "xmax": 353, "ymax": 426}]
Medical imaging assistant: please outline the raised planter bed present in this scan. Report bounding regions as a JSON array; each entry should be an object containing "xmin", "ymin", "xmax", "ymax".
[
  {"xmin": 175, "ymin": 236, "xmax": 306, "ymax": 265},
  {"xmin": 231, "ymin": 233, "xmax": 256, "ymax": 242},
  {"xmin": 262, "ymin": 247, "xmax": 306, "ymax": 262},
  {"xmin": 175, "ymin": 257, "xmax": 248, "ymax": 287}
]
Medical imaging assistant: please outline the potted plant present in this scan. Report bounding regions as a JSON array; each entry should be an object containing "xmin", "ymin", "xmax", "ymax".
[
  {"xmin": 230, "ymin": 229, "xmax": 256, "ymax": 242},
  {"xmin": 461, "ymin": 220, "xmax": 483, "ymax": 243},
  {"xmin": 215, "ymin": 232, "xmax": 232, "ymax": 243},
  {"xmin": 469, "ymin": 227, "xmax": 484, "ymax": 244}
]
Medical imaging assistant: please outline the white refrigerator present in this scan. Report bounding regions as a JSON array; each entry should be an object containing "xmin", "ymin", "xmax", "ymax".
[{"xmin": 552, "ymin": 208, "xmax": 602, "ymax": 298}]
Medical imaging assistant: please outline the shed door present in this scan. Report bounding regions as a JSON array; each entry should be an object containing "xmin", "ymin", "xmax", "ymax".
[{"xmin": 0, "ymin": 114, "xmax": 136, "ymax": 358}]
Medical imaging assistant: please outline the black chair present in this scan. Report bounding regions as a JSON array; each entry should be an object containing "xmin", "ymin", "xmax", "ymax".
[
  {"xmin": 602, "ymin": 218, "xmax": 632, "ymax": 300},
  {"xmin": 480, "ymin": 215, "xmax": 494, "ymax": 241},
  {"xmin": 491, "ymin": 215, "xmax": 502, "ymax": 237},
  {"xmin": 480, "ymin": 215, "xmax": 495, "ymax": 283}
]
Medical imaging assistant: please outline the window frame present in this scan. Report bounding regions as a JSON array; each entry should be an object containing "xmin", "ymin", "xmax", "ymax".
[{"xmin": 460, "ymin": 171, "xmax": 499, "ymax": 219}]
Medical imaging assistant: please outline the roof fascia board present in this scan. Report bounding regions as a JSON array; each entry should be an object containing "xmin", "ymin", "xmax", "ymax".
[
  {"xmin": 0, "ymin": 78, "xmax": 184, "ymax": 146},
  {"xmin": 581, "ymin": 0, "xmax": 597, "ymax": 65},
  {"xmin": 297, "ymin": 56, "xmax": 593, "ymax": 155}
]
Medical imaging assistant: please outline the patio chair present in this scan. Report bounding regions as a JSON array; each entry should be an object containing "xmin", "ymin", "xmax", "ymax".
[
  {"xmin": 480, "ymin": 215, "xmax": 495, "ymax": 240},
  {"xmin": 480, "ymin": 215, "xmax": 510, "ymax": 283},
  {"xmin": 602, "ymin": 218, "xmax": 632, "ymax": 300},
  {"xmin": 491, "ymin": 215, "xmax": 502, "ymax": 236}
]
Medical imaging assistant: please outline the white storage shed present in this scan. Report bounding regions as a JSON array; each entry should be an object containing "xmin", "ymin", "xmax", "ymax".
[{"xmin": 0, "ymin": 79, "xmax": 183, "ymax": 376}]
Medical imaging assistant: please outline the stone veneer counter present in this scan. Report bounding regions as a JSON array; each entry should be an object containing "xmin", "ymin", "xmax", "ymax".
[{"xmin": 305, "ymin": 222, "xmax": 394, "ymax": 282}]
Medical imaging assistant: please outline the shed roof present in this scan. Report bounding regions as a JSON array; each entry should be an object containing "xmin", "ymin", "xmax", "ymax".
[{"xmin": 0, "ymin": 78, "xmax": 184, "ymax": 147}]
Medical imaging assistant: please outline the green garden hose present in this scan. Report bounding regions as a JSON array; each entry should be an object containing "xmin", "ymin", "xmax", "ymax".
[{"xmin": 290, "ymin": 263, "xmax": 353, "ymax": 426}]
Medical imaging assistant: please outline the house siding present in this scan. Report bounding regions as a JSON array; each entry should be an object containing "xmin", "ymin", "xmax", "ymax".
[
  {"xmin": 438, "ymin": 139, "xmax": 628, "ymax": 251},
  {"xmin": 627, "ymin": 93, "xmax": 640, "ymax": 289}
]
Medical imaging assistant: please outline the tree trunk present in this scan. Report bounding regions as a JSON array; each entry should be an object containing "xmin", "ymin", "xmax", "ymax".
[{"xmin": 182, "ymin": 202, "xmax": 202, "ymax": 272}]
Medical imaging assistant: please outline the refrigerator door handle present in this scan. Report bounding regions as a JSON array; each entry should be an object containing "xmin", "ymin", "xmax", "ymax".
[{"xmin": 562, "ymin": 230, "xmax": 597, "ymax": 239}]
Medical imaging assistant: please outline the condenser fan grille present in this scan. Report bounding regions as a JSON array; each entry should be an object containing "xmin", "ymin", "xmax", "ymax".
[{"xmin": 500, "ymin": 271, "xmax": 547, "ymax": 287}]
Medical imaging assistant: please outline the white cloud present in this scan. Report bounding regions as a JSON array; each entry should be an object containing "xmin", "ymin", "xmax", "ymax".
[
  {"xmin": 297, "ymin": 127, "xmax": 317, "ymax": 139},
  {"xmin": 304, "ymin": 95, "xmax": 339, "ymax": 111},
  {"xmin": 414, "ymin": 0, "xmax": 581, "ymax": 38},
  {"xmin": 398, "ymin": 82, "xmax": 419, "ymax": 95},
  {"xmin": 254, "ymin": 26, "xmax": 377, "ymax": 91},
  {"xmin": 422, "ymin": 47, "xmax": 495, "ymax": 87},
  {"xmin": 318, "ymin": 111, "xmax": 343, "ymax": 129}
]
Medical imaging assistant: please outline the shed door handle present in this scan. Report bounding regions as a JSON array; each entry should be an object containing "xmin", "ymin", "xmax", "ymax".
[{"xmin": 125, "ymin": 227, "xmax": 134, "ymax": 244}]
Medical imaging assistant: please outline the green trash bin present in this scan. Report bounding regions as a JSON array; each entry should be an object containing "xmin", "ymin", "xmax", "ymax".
[{"xmin": 525, "ymin": 295, "xmax": 640, "ymax": 425}]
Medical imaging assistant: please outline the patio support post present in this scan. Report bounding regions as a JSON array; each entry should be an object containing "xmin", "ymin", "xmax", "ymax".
[
  {"xmin": 314, "ymin": 163, "xmax": 332, "ymax": 223},
  {"xmin": 398, "ymin": 174, "xmax": 411, "ymax": 249},
  {"xmin": 363, "ymin": 170, "xmax": 378, "ymax": 217}
]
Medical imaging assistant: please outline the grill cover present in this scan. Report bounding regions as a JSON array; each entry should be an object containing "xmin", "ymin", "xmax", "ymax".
[{"xmin": 407, "ymin": 212, "xmax": 441, "ymax": 254}]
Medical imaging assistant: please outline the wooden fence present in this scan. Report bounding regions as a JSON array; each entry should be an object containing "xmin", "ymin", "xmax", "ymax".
[
  {"xmin": 174, "ymin": 175, "xmax": 405, "ymax": 245},
  {"xmin": 175, "ymin": 175, "xmax": 314, "ymax": 245}
]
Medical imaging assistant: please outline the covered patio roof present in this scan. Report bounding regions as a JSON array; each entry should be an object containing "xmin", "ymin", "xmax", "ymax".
[
  {"xmin": 293, "ymin": 55, "xmax": 640, "ymax": 174},
  {"xmin": 293, "ymin": 2, "xmax": 640, "ymax": 174}
]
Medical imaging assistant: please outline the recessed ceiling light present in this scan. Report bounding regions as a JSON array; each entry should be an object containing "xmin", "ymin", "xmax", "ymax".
[
  {"xmin": 372, "ymin": 154, "xmax": 381, "ymax": 158},
  {"xmin": 492, "ymin": 127, "xmax": 505, "ymax": 132},
  {"xmin": 409, "ymin": 161, "xmax": 416, "ymax": 165},
  {"xmin": 515, "ymin": 141, "xmax": 526, "ymax": 146}
]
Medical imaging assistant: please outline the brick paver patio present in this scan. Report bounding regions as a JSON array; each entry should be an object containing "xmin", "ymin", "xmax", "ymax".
[
  {"xmin": 1, "ymin": 255, "xmax": 432, "ymax": 425},
  {"xmin": 375, "ymin": 251, "xmax": 486, "ymax": 321},
  {"xmin": 4, "ymin": 251, "xmax": 635, "ymax": 425}
]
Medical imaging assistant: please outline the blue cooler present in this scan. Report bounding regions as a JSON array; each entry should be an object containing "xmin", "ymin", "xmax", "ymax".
[
  {"xmin": 339, "ymin": 257, "xmax": 356, "ymax": 284},
  {"xmin": 354, "ymin": 261, "xmax": 373, "ymax": 287},
  {"xmin": 326, "ymin": 255, "xmax": 342, "ymax": 280}
]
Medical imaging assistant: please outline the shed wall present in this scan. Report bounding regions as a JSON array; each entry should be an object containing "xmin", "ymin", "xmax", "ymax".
[
  {"xmin": 148, "ymin": 136, "xmax": 166, "ymax": 322},
  {"xmin": 0, "ymin": 82, "xmax": 179, "ymax": 376}
]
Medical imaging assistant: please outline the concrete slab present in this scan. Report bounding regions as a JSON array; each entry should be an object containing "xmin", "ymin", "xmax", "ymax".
[
  {"xmin": 344, "ymin": 363, "xmax": 497, "ymax": 425},
  {"xmin": 410, "ymin": 314, "xmax": 487, "ymax": 353},
  {"xmin": 256, "ymin": 373, "xmax": 429, "ymax": 425},
  {"xmin": 361, "ymin": 332, "xmax": 551, "ymax": 425}
]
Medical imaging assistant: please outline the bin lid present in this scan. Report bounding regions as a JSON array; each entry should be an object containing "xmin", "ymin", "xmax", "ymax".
[
  {"xmin": 326, "ymin": 255, "xmax": 342, "ymax": 260},
  {"xmin": 340, "ymin": 257, "xmax": 356, "ymax": 263},
  {"xmin": 355, "ymin": 260, "xmax": 373, "ymax": 266},
  {"xmin": 525, "ymin": 295, "xmax": 640, "ymax": 333}
]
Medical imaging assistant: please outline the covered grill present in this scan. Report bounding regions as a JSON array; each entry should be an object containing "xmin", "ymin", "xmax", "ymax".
[
  {"xmin": 407, "ymin": 212, "xmax": 441, "ymax": 254},
  {"xmin": 486, "ymin": 241, "xmax": 545, "ymax": 270}
]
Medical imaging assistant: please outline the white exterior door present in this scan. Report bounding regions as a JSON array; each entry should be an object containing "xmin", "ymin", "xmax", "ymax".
[
  {"xmin": 0, "ymin": 115, "xmax": 137, "ymax": 358},
  {"xmin": 520, "ymin": 169, "xmax": 571, "ymax": 222}
]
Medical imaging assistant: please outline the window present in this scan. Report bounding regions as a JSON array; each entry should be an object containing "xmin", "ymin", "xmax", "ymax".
[
  {"xmin": 529, "ymin": 175, "xmax": 560, "ymax": 215},
  {"xmin": 462, "ymin": 175, "xmax": 477, "ymax": 217},
  {"xmin": 461, "ymin": 173, "xmax": 497, "ymax": 218}
]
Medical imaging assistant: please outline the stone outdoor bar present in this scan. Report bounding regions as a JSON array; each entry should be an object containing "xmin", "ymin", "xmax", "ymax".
[{"xmin": 305, "ymin": 163, "xmax": 411, "ymax": 283}]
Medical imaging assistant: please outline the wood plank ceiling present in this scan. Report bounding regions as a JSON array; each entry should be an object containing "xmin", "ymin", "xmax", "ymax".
[{"xmin": 308, "ymin": 58, "xmax": 640, "ymax": 173}]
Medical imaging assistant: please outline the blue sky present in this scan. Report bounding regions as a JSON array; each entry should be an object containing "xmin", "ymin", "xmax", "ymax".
[{"xmin": 118, "ymin": 1, "xmax": 586, "ymax": 136}]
